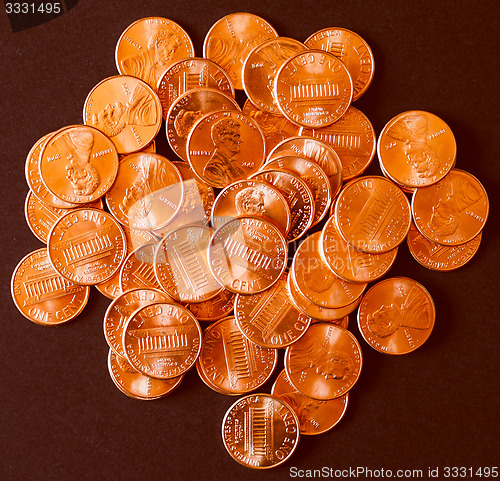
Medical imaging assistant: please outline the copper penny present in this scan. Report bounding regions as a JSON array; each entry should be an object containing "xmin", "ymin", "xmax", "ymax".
[
  {"xmin": 407, "ymin": 222, "xmax": 482, "ymax": 271},
  {"xmin": 234, "ymin": 274, "xmax": 311, "ymax": 348},
  {"xmin": 105, "ymin": 152, "xmax": 183, "ymax": 230},
  {"xmin": 292, "ymin": 232, "xmax": 367, "ymax": 308},
  {"xmin": 166, "ymin": 88, "xmax": 240, "ymax": 162},
  {"xmin": 196, "ymin": 356, "xmax": 233, "ymax": 395},
  {"xmin": 264, "ymin": 155, "xmax": 332, "ymax": 227},
  {"xmin": 287, "ymin": 271, "xmax": 360, "ymax": 322},
  {"xmin": 221, "ymin": 393, "xmax": 300, "ymax": 469},
  {"xmin": 321, "ymin": 214, "xmax": 398, "ymax": 283},
  {"xmin": 274, "ymin": 49, "xmax": 353, "ymax": 128},
  {"xmin": 11, "ymin": 248, "xmax": 89, "ymax": 325},
  {"xmin": 210, "ymin": 179, "xmax": 291, "ymax": 236},
  {"xmin": 378, "ymin": 110, "xmax": 456, "ymax": 188},
  {"xmin": 122, "ymin": 301, "xmax": 202, "ymax": 379},
  {"xmin": 115, "ymin": 17, "xmax": 195, "ymax": 90},
  {"xmin": 411, "ymin": 169, "xmax": 489, "ymax": 246},
  {"xmin": 249, "ymin": 169, "xmax": 314, "ymax": 242},
  {"xmin": 284, "ymin": 323, "xmax": 363, "ymax": 400},
  {"xmin": 104, "ymin": 287, "xmax": 172, "ymax": 359},
  {"xmin": 304, "ymin": 27, "xmax": 374, "ymax": 101},
  {"xmin": 119, "ymin": 242, "xmax": 163, "ymax": 293},
  {"xmin": 242, "ymin": 99, "xmax": 301, "ymax": 155},
  {"xmin": 154, "ymin": 225, "xmax": 223, "ymax": 303},
  {"xmin": 197, "ymin": 316, "xmax": 278, "ymax": 395},
  {"xmin": 24, "ymin": 191, "xmax": 103, "ymax": 244},
  {"xmin": 271, "ymin": 369, "xmax": 349, "ymax": 435},
  {"xmin": 39, "ymin": 125, "xmax": 119, "ymax": 204},
  {"xmin": 335, "ymin": 176, "xmax": 411, "ymax": 254},
  {"xmin": 357, "ymin": 277, "xmax": 435, "ymax": 355},
  {"xmin": 267, "ymin": 136, "xmax": 343, "ymax": 196},
  {"xmin": 185, "ymin": 288, "xmax": 236, "ymax": 322},
  {"xmin": 108, "ymin": 350, "xmax": 184, "ymax": 400},
  {"xmin": 157, "ymin": 57, "xmax": 234, "ymax": 117},
  {"xmin": 83, "ymin": 75, "xmax": 162, "ymax": 154},
  {"xmin": 299, "ymin": 106, "xmax": 376, "ymax": 180},
  {"xmin": 25, "ymin": 133, "xmax": 78, "ymax": 209},
  {"xmin": 208, "ymin": 217, "xmax": 287, "ymax": 294},
  {"xmin": 47, "ymin": 208, "xmax": 127, "ymax": 285},
  {"xmin": 172, "ymin": 160, "xmax": 215, "ymax": 226},
  {"xmin": 187, "ymin": 110, "xmax": 265, "ymax": 188},
  {"xmin": 203, "ymin": 13, "xmax": 278, "ymax": 90},
  {"xmin": 242, "ymin": 37, "xmax": 307, "ymax": 114}
]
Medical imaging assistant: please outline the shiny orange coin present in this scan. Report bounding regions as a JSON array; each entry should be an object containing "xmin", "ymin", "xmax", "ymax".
[
  {"xmin": 357, "ymin": 277, "xmax": 435, "ymax": 355},
  {"xmin": 123, "ymin": 301, "xmax": 202, "ymax": 379},
  {"xmin": 411, "ymin": 169, "xmax": 488, "ymax": 246},
  {"xmin": 115, "ymin": 17, "xmax": 195, "ymax": 90},
  {"xmin": 267, "ymin": 135, "xmax": 343, "ymax": 196},
  {"xmin": 157, "ymin": 57, "xmax": 234, "ymax": 117},
  {"xmin": 208, "ymin": 217, "xmax": 287, "ymax": 294},
  {"xmin": 210, "ymin": 179, "xmax": 291, "ymax": 236},
  {"xmin": 242, "ymin": 37, "xmax": 307, "ymax": 114},
  {"xmin": 271, "ymin": 369, "xmax": 349, "ymax": 435},
  {"xmin": 249, "ymin": 169, "xmax": 314, "ymax": 242},
  {"xmin": 25, "ymin": 132, "xmax": 78, "ymax": 209},
  {"xmin": 378, "ymin": 110, "xmax": 456, "ymax": 188},
  {"xmin": 171, "ymin": 160, "xmax": 215, "ymax": 226},
  {"xmin": 105, "ymin": 152, "xmax": 183, "ymax": 230},
  {"xmin": 83, "ymin": 75, "xmax": 162, "ymax": 154},
  {"xmin": 39, "ymin": 125, "xmax": 119, "ymax": 204},
  {"xmin": 187, "ymin": 110, "xmax": 265, "ymax": 188},
  {"xmin": 47, "ymin": 208, "xmax": 127, "ymax": 285},
  {"xmin": 287, "ymin": 272, "xmax": 361, "ymax": 322},
  {"xmin": 242, "ymin": 99, "xmax": 301, "ymax": 155},
  {"xmin": 197, "ymin": 316, "xmax": 278, "ymax": 395},
  {"xmin": 166, "ymin": 88, "xmax": 240, "ymax": 161},
  {"xmin": 234, "ymin": 274, "xmax": 311, "ymax": 348},
  {"xmin": 321, "ymin": 214, "xmax": 398, "ymax": 283},
  {"xmin": 104, "ymin": 287, "xmax": 172, "ymax": 359},
  {"xmin": 284, "ymin": 323, "xmax": 363, "ymax": 400},
  {"xmin": 274, "ymin": 50, "xmax": 353, "ymax": 128},
  {"xmin": 292, "ymin": 232, "xmax": 367, "ymax": 308},
  {"xmin": 407, "ymin": 222, "xmax": 482, "ymax": 271},
  {"xmin": 11, "ymin": 248, "xmax": 90, "ymax": 325},
  {"xmin": 154, "ymin": 225, "xmax": 223, "ymax": 303},
  {"xmin": 108, "ymin": 350, "xmax": 184, "ymax": 400},
  {"xmin": 299, "ymin": 106, "xmax": 376, "ymax": 180},
  {"xmin": 304, "ymin": 27, "xmax": 375, "ymax": 101},
  {"xmin": 203, "ymin": 12, "xmax": 278, "ymax": 90},
  {"xmin": 119, "ymin": 242, "xmax": 163, "ymax": 293},
  {"xmin": 222, "ymin": 393, "xmax": 300, "ymax": 469},
  {"xmin": 264, "ymin": 155, "xmax": 332, "ymax": 227},
  {"xmin": 335, "ymin": 176, "xmax": 411, "ymax": 254}
]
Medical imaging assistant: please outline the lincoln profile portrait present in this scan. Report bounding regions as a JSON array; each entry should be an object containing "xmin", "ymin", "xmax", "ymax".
[
  {"xmin": 290, "ymin": 335, "xmax": 355, "ymax": 383},
  {"xmin": 92, "ymin": 84, "xmax": 157, "ymax": 138},
  {"xmin": 366, "ymin": 286, "xmax": 432, "ymax": 338},
  {"xmin": 120, "ymin": 28, "xmax": 181, "ymax": 87},
  {"xmin": 51, "ymin": 128, "xmax": 100, "ymax": 196},
  {"xmin": 427, "ymin": 174, "xmax": 482, "ymax": 237},
  {"xmin": 235, "ymin": 187, "xmax": 266, "ymax": 216},
  {"xmin": 203, "ymin": 118, "xmax": 244, "ymax": 186},
  {"xmin": 387, "ymin": 113, "xmax": 440, "ymax": 178}
]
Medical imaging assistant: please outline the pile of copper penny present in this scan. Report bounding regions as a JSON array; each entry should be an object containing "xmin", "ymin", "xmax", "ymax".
[{"xmin": 12, "ymin": 14, "xmax": 489, "ymax": 470}]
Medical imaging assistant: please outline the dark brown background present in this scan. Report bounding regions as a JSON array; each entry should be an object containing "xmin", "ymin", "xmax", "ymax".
[{"xmin": 1, "ymin": 1, "xmax": 499, "ymax": 480}]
